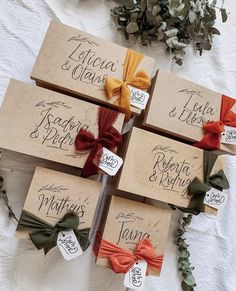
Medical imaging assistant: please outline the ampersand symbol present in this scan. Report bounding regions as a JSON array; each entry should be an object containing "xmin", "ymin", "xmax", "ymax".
[
  {"xmin": 30, "ymin": 128, "xmax": 39, "ymax": 139},
  {"xmin": 169, "ymin": 107, "xmax": 177, "ymax": 118},
  {"xmin": 61, "ymin": 60, "xmax": 71, "ymax": 71}
]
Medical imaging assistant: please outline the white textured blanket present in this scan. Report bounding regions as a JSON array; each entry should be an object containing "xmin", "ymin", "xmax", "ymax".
[{"xmin": 0, "ymin": 1, "xmax": 236, "ymax": 290}]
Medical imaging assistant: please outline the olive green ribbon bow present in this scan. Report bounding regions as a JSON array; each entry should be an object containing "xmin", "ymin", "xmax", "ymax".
[
  {"xmin": 17, "ymin": 210, "xmax": 90, "ymax": 255},
  {"xmin": 188, "ymin": 151, "xmax": 229, "ymax": 212}
]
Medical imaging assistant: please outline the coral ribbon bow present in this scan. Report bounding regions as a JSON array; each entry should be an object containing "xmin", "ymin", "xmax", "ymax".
[
  {"xmin": 97, "ymin": 238, "xmax": 163, "ymax": 274},
  {"xmin": 194, "ymin": 95, "xmax": 236, "ymax": 150},
  {"xmin": 105, "ymin": 49, "xmax": 151, "ymax": 120},
  {"xmin": 75, "ymin": 107, "xmax": 122, "ymax": 177}
]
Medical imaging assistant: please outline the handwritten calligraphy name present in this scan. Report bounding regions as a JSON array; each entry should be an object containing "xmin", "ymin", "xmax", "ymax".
[
  {"xmin": 169, "ymin": 89, "xmax": 216, "ymax": 128},
  {"xmin": 149, "ymin": 145, "xmax": 192, "ymax": 197},
  {"xmin": 115, "ymin": 211, "xmax": 159, "ymax": 245},
  {"xmin": 30, "ymin": 106, "xmax": 89, "ymax": 151},
  {"xmin": 38, "ymin": 193, "xmax": 87, "ymax": 223},
  {"xmin": 61, "ymin": 38, "xmax": 119, "ymax": 87}
]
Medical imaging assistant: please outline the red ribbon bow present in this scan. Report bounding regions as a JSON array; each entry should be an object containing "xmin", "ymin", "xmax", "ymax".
[
  {"xmin": 194, "ymin": 95, "xmax": 236, "ymax": 150},
  {"xmin": 75, "ymin": 107, "xmax": 122, "ymax": 177},
  {"xmin": 97, "ymin": 238, "xmax": 163, "ymax": 274}
]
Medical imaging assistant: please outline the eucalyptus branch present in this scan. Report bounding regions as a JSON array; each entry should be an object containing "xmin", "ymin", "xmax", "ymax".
[
  {"xmin": 0, "ymin": 176, "xmax": 18, "ymax": 223},
  {"xmin": 110, "ymin": 0, "xmax": 229, "ymax": 65},
  {"xmin": 176, "ymin": 213, "xmax": 196, "ymax": 291}
]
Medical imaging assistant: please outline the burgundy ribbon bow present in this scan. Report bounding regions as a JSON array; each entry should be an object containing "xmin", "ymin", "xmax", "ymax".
[{"xmin": 75, "ymin": 107, "xmax": 122, "ymax": 177}]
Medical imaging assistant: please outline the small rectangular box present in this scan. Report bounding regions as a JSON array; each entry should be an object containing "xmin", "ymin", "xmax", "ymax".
[
  {"xmin": 0, "ymin": 80, "xmax": 124, "ymax": 169},
  {"xmin": 95, "ymin": 196, "xmax": 172, "ymax": 276},
  {"xmin": 117, "ymin": 127, "xmax": 223, "ymax": 213},
  {"xmin": 31, "ymin": 21, "xmax": 155, "ymax": 115},
  {"xmin": 143, "ymin": 69, "xmax": 236, "ymax": 154},
  {"xmin": 16, "ymin": 167, "xmax": 101, "ymax": 239}
]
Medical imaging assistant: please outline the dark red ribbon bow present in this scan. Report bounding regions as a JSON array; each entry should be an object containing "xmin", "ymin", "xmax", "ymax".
[
  {"xmin": 75, "ymin": 107, "xmax": 122, "ymax": 177},
  {"xmin": 194, "ymin": 95, "xmax": 236, "ymax": 150}
]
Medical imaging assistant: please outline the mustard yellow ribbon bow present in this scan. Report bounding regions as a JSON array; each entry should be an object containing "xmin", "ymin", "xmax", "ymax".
[{"xmin": 105, "ymin": 49, "xmax": 151, "ymax": 120}]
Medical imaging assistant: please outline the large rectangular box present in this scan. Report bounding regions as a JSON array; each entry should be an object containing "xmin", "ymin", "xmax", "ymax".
[
  {"xmin": 16, "ymin": 167, "xmax": 101, "ymax": 239},
  {"xmin": 0, "ymin": 80, "xmax": 124, "ymax": 169},
  {"xmin": 31, "ymin": 21, "xmax": 155, "ymax": 115},
  {"xmin": 143, "ymin": 69, "xmax": 236, "ymax": 154},
  {"xmin": 95, "ymin": 196, "xmax": 172, "ymax": 276},
  {"xmin": 117, "ymin": 127, "xmax": 223, "ymax": 213}
]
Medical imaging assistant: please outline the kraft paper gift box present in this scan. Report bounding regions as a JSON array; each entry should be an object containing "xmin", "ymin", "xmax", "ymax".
[
  {"xmin": 0, "ymin": 80, "xmax": 124, "ymax": 173},
  {"xmin": 117, "ymin": 127, "xmax": 225, "ymax": 214},
  {"xmin": 31, "ymin": 21, "xmax": 155, "ymax": 116},
  {"xmin": 95, "ymin": 196, "xmax": 172, "ymax": 277},
  {"xmin": 143, "ymin": 69, "xmax": 236, "ymax": 155},
  {"xmin": 16, "ymin": 167, "xmax": 101, "ymax": 244}
]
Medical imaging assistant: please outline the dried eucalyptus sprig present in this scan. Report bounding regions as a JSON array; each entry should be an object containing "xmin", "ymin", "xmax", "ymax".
[
  {"xmin": 0, "ymin": 176, "xmax": 18, "ymax": 222},
  {"xmin": 111, "ymin": 0, "xmax": 229, "ymax": 65},
  {"xmin": 176, "ymin": 213, "xmax": 196, "ymax": 291}
]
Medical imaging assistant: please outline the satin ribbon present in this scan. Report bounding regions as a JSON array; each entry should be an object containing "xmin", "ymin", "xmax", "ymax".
[
  {"xmin": 187, "ymin": 151, "xmax": 229, "ymax": 211},
  {"xmin": 75, "ymin": 107, "xmax": 122, "ymax": 177},
  {"xmin": 105, "ymin": 49, "xmax": 151, "ymax": 120},
  {"xmin": 97, "ymin": 238, "xmax": 163, "ymax": 274},
  {"xmin": 194, "ymin": 95, "xmax": 236, "ymax": 150},
  {"xmin": 17, "ymin": 210, "xmax": 90, "ymax": 255}
]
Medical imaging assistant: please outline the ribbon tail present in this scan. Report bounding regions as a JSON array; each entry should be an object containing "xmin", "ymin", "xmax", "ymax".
[
  {"xmin": 221, "ymin": 95, "xmax": 236, "ymax": 126},
  {"xmin": 29, "ymin": 230, "xmax": 56, "ymax": 255},
  {"xmin": 105, "ymin": 77, "xmax": 122, "ymax": 99},
  {"xmin": 187, "ymin": 177, "xmax": 211, "ymax": 212},
  {"xmin": 82, "ymin": 144, "xmax": 102, "ymax": 177},
  {"xmin": 120, "ymin": 84, "xmax": 131, "ymax": 121},
  {"xmin": 74, "ymin": 228, "xmax": 90, "ymax": 251},
  {"xmin": 209, "ymin": 169, "xmax": 229, "ymax": 190}
]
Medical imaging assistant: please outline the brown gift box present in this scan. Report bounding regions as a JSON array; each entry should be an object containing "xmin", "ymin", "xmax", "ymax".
[
  {"xmin": 0, "ymin": 79, "xmax": 124, "ymax": 169},
  {"xmin": 143, "ymin": 69, "xmax": 236, "ymax": 154},
  {"xmin": 16, "ymin": 167, "xmax": 101, "ymax": 239},
  {"xmin": 31, "ymin": 21, "xmax": 155, "ymax": 115},
  {"xmin": 95, "ymin": 196, "xmax": 172, "ymax": 276},
  {"xmin": 117, "ymin": 127, "xmax": 224, "ymax": 214}
]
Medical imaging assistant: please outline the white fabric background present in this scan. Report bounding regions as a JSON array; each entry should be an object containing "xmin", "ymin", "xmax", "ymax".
[{"xmin": 0, "ymin": 1, "xmax": 236, "ymax": 290}]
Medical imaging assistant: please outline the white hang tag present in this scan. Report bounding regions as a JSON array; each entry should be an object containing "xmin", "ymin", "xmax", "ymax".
[
  {"xmin": 57, "ymin": 229, "xmax": 83, "ymax": 261},
  {"xmin": 128, "ymin": 85, "xmax": 150, "ymax": 110},
  {"xmin": 204, "ymin": 188, "xmax": 226, "ymax": 210},
  {"xmin": 124, "ymin": 260, "xmax": 147, "ymax": 290},
  {"xmin": 98, "ymin": 147, "xmax": 123, "ymax": 176},
  {"xmin": 221, "ymin": 126, "xmax": 236, "ymax": 145}
]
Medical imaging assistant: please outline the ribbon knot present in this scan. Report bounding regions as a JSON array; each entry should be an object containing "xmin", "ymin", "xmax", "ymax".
[
  {"xmin": 97, "ymin": 238, "xmax": 163, "ymax": 274},
  {"xmin": 17, "ymin": 210, "xmax": 90, "ymax": 255},
  {"xmin": 188, "ymin": 151, "xmax": 229, "ymax": 211},
  {"xmin": 106, "ymin": 49, "xmax": 151, "ymax": 120},
  {"xmin": 75, "ymin": 107, "xmax": 122, "ymax": 177},
  {"xmin": 195, "ymin": 95, "xmax": 236, "ymax": 150}
]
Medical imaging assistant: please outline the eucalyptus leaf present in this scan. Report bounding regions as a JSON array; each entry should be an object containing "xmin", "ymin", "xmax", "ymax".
[
  {"xmin": 184, "ymin": 274, "xmax": 196, "ymax": 286},
  {"xmin": 165, "ymin": 28, "xmax": 179, "ymax": 37},
  {"xmin": 126, "ymin": 22, "xmax": 139, "ymax": 33},
  {"xmin": 209, "ymin": 27, "xmax": 221, "ymax": 35},
  {"xmin": 221, "ymin": 8, "xmax": 228, "ymax": 23}
]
